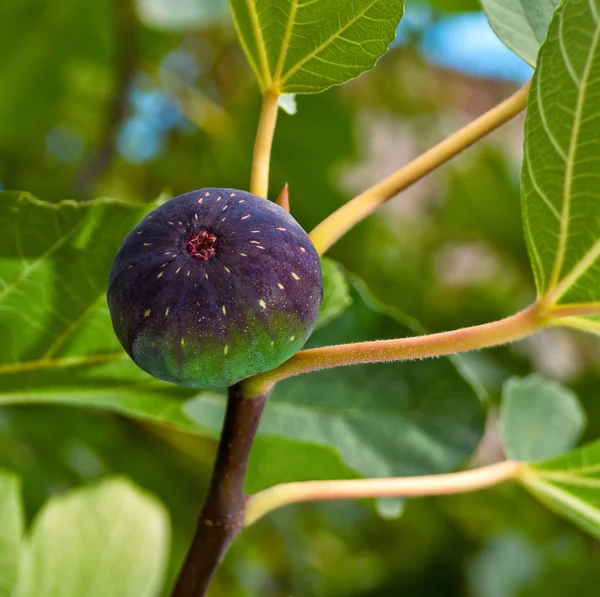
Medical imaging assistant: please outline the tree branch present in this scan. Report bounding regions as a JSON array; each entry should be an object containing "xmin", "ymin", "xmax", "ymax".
[
  {"xmin": 245, "ymin": 460, "xmax": 523, "ymax": 525},
  {"xmin": 309, "ymin": 82, "xmax": 531, "ymax": 255},
  {"xmin": 72, "ymin": 0, "xmax": 137, "ymax": 197},
  {"xmin": 250, "ymin": 89, "xmax": 280, "ymax": 198},
  {"xmin": 170, "ymin": 385, "xmax": 269, "ymax": 597},
  {"xmin": 242, "ymin": 303, "xmax": 545, "ymax": 397}
]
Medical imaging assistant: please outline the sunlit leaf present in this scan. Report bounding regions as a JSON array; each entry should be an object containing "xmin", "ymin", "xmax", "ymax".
[
  {"xmin": 13, "ymin": 478, "xmax": 170, "ymax": 597},
  {"xmin": 521, "ymin": 0, "xmax": 600, "ymax": 332},
  {"xmin": 0, "ymin": 193, "xmax": 149, "ymax": 367},
  {"xmin": 481, "ymin": 0, "xmax": 560, "ymax": 66},
  {"xmin": 500, "ymin": 375, "xmax": 586, "ymax": 461},
  {"xmin": 0, "ymin": 472, "xmax": 23, "ymax": 597},
  {"xmin": 520, "ymin": 440, "xmax": 600, "ymax": 540},
  {"xmin": 228, "ymin": 0, "xmax": 405, "ymax": 93}
]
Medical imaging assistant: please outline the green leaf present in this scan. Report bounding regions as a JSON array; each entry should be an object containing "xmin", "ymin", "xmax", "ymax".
[
  {"xmin": 0, "ymin": 472, "xmax": 23, "ymax": 597},
  {"xmin": 228, "ymin": 0, "xmax": 405, "ymax": 93},
  {"xmin": 186, "ymin": 275, "xmax": 486, "ymax": 490},
  {"xmin": 0, "ymin": 192, "xmax": 204, "ymax": 428},
  {"xmin": 316, "ymin": 257, "xmax": 353, "ymax": 329},
  {"xmin": 13, "ymin": 478, "xmax": 170, "ymax": 597},
  {"xmin": 0, "ymin": 192, "xmax": 149, "ymax": 367},
  {"xmin": 500, "ymin": 375, "xmax": 586, "ymax": 461},
  {"xmin": 481, "ymin": 0, "xmax": 560, "ymax": 66},
  {"xmin": 520, "ymin": 440, "xmax": 600, "ymax": 540},
  {"xmin": 521, "ymin": 0, "xmax": 600, "ymax": 332}
]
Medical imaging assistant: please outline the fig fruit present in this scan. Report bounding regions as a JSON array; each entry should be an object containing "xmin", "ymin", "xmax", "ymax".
[{"xmin": 108, "ymin": 188, "xmax": 323, "ymax": 388}]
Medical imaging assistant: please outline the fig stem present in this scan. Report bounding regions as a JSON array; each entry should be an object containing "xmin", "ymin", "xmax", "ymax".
[
  {"xmin": 242, "ymin": 302, "xmax": 546, "ymax": 396},
  {"xmin": 245, "ymin": 460, "xmax": 523, "ymax": 526},
  {"xmin": 251, "ymin": 88, "xmax": 280, "ymax": 198},
  {"xmin": 309, "ymin": 81, "xmax": 531, "ymax": 255},
  {"xmin": 170, "ymin": 385, "xmax": 269, "ymax": 597}
]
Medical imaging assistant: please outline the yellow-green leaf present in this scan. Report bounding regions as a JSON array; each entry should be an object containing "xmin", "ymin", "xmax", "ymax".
[
  {"xmin": 228, "ymin": 0, "xmax": 404, "ymax": 93},
  {"xmin": 13, "ymin": 478, "xmax": 170, "ymax": 597},
  {"xmin": 520, "ymin": 440, "xmax": 600, "ymax": 540},
  {"xmin": 0, "ymin": 472, "xmax": 23, "ymax": 597},
  {"xmin": 521, "ymin": 0, "xmax": 600, "ymax": 331}
]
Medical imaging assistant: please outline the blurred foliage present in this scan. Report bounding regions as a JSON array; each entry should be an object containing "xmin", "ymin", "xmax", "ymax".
[
  {"xmin": 1, "ymin": 0, "xmax": 600, "ymax": 596},
  {"xmin": 12, "ymin": 477, "xmax": 170, "ymax": 597},
  {"xmin": 500, "ymin": 375, "xmax": 586, "ymax": 462},
  {"xmin": 520, "ymin": 438, "xmax": 600, "ymax": 542},
  {"xmin": 481, "ymin": 0, "xmax": 560, "ymax": 66}
]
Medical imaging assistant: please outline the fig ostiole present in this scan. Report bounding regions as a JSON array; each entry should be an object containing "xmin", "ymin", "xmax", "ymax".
[{"xmin": 108, "ymin": 188, "xmax": 324, "ymax": 388}]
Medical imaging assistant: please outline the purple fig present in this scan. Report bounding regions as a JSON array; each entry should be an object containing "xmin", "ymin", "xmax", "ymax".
[{"xmin": 108, "ymin": 188, "xmax": 323, "ymax": 388}]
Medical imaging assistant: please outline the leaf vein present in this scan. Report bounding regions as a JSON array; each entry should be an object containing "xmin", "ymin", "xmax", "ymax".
[
  {"xmin": 42, "ymin": 295, "xmax": 106, "ymax": 359},
  {"xmin": 273, "ymin": 0, "xmax": 299, "ymax": 84},
  {"xmin": 558, "ymin": 13, "xmax": 582, "ymax": 85},
  {"xmin": 280, "ymin": 0, "xmax": 380, "ymax": 85},
  {"xmin": 535, "ymin": 65, "xmax": 569, "ymax": 162},
  {"xmin": 244, "ymin": 0, "xmax": 272, "ymax": 87},
  {"xmin": 525, "ymin": 153, "xmax": 561, "ymax": 221},
  {"xmin": 524, "ymin": 473, "xmax": 600, "ymax": 527},
  {"xmin": 548, "ymin": 11, "xmax": 600, "ymax": 291}
]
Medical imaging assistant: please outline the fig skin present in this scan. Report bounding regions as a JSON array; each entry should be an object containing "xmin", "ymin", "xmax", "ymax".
[{"xmin": 107, "ymin": 188, "xmax": 323, "ymax": 388}]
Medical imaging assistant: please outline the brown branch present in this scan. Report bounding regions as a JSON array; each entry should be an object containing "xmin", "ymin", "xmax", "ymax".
[
  {"xmin": 171, "ymin": 384, "xmax": 269, "ymax": 597},
  {"xmin": 72, "ymin": 0, "xmax": 137, "ymax": 197}
]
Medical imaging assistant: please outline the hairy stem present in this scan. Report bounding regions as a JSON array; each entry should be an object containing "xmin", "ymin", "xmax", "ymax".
[
  {"xmin": 310, "ymin": 82, "xmax": 531, "ymax": 255},
  {"xmin": 250, "ymin": 89, "xmax": 280, "ymax": 198},
  {"xmin": 243, "ymin": 303, "xmax": 545, "ymax": 396},
  {"xmin": 171, "ymin": 385, "xmax": 268, "ymax": 597},
  {"xmin": 246, "ymin": 460, "xmax": 522, "ymax": 525},
  {"xmin": 73, "ymin": 0, "xmax": 137, "ymax": 197}
]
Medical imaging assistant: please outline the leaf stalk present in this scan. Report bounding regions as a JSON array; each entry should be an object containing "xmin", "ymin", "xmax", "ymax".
[
  {"xmin": 309, "ymin": 82, "xmax": 531, "ymax": 255},
  {"xmin": 245, "ymin": 460, "xmax": 523, "ymax": 526},
  {"xmin": 250, "ymin": 89, "xmax": 280, "ymax": 198},
  {"xmin": 242, "ymin": 302, "xmax": 545, "ymax": 397}
]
